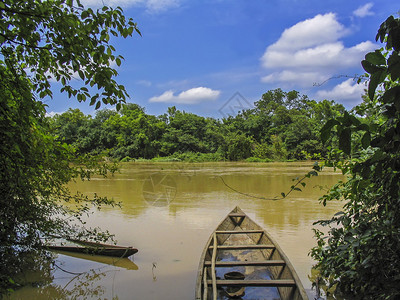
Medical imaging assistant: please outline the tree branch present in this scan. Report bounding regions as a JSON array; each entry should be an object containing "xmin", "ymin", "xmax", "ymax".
[
  {"xmin": 0, "ymin": 33, "xmax": 50, "ymax": 50},
  {"xmin": 0, "ymin": 6, "xmax": 48, "ymax": 19}
]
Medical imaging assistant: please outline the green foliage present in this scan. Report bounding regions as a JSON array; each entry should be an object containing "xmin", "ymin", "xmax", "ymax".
[
  {"xmin": 226, "ymin": 134, "xmax": 254, "ymax": 161},
  {"xmin": 0, "ymin": 0, "xmax": 140, "ymax": 109},
  {"xmin": 0, "ymin": 64, "xmax": 118, "ymax": 294},
  {"xmin": 162, "ymin": 151, "xmax": 225, "ymax": 162},
  {"xmin": 269, "ymin": 135, "xmax": 288, "ymax": 160},
  {"xmin": 312, "ymin": 15, "xmax": 400, "ymax": 299},
  {"xmin": 0, "ymin": 0, "xmax": 139, "ymax": 295},
  {"xmin": 51, "ymin": 90, "xmax": 346, "ymax": 162},
  {"xmin": 245, "ymin": 157, "xmax": 273, "ymax": 162},
  {"xmin": 252, "ymin": 142, "xmax": 274, "ymax": 159},
  {"xmin": 161, "ymin": 110, "xmax": 208, "ymax": 154}
]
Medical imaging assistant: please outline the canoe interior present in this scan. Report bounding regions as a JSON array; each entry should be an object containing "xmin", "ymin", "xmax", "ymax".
[{"xmin": 196, "ymin": 206, "xmax": 308, "ymax": 300}]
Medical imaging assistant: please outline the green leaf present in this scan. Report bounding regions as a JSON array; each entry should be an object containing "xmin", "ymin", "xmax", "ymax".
[
  {"xmin": 361, "ymin": 60, "xmax": 381, "ymax": 74},
  {"xmin": 361, "ymin": 132, "xmax": 371, "ymax": 149},
  {"xmin": 368, "ymin": 70, "xmax": 386, "ymax": 100},
  {"xmin": 387, "ymin": 52, "xmax": 400, "ymax": 80},
  {"xmin": 321, "ymin": 119, "xmax": 340, "ymax": 144},
  {"xmin": 382, "ymin": 86, "xmax": 400, "ymax": 104},
  {"xmin": 334, "ymin": 211, "xmax": 345, "ymax": 216},
  {"xmin": 370, "ymin": 149, "xmax": 384, "ymax": 163},
  {"xmin": 78, "ymin": 70, "xmax": 85, "ymax": 80},
  {"xmin": 81, "ymin": 10, "xmax": 89, "ymax": 19},
  {"xmin": 357, "ymin": 123, "xmax": 369, "ymax": 131},
  {"xmin": 365, "ymin": 50, "xmax": 386, "ymax": 66},
  {"xmin": 308, "ymin": 170, "xmax": 318, "ymax": 177},
  {"xmin": 339, "ymin": 111, "xmax": 359, "ymax": 127},
  {"xmin": 90, "ymin": 97, "xmax": 97, "ymax": 106},
  {"xmin": 339, "ymin": 128, "xmax": 351, "ymax": 155}
]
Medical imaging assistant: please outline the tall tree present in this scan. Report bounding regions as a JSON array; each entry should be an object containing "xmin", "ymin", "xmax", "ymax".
[{"xmin": 0, "ymin": 0, "xmax": 140, "ymax": 294}]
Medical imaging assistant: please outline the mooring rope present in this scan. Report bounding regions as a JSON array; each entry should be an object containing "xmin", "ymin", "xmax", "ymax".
[
  {"xmin": 54, "ymin": 263, "xmax": 85, "ymax": 275},
  {"xmin": 218, "ymin": 174, "xmax": 311, "ymax": 201},
  {"xmin": 217, "ymin": 176, "xmax": 279, "ymax": 200}
]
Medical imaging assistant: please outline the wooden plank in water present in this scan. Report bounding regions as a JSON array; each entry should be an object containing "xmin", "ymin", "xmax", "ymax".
[
  {"xmin": 229, "ymin": 214, "xmax": 246, "ymax": 226},
  {"xmin": 215, "ymin": 230, "xmax": 264, "ymax": 234},
  {"xmin": 207, "ymin": 279, "xmax": 296, "ymax": 287},
  {"xmin": 209, "ymin": 244, "xmax": 275, "ymax": 250},
  {"xmin": 211, "ymin": 233, "xmax": 217, "ymax": 300},
  {"xmin": 202, "ymin": 267, "xmax": 208, "ymax": 300},
  {"xmin": 228, "ymin": 213, "xmax": 246, "ymax": 217},
  {"xmin": 204, "ymin": 260, "xmax": 286, "ymax": 267}
]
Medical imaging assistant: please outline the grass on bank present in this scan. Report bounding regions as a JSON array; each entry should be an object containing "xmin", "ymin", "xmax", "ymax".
[{"xmin": 119, "ymin": 151, "xmax": 295, "ymax": 163}]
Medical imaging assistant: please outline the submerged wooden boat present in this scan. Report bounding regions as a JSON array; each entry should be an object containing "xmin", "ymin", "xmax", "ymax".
[
  {"xmin": 196, "ymin": 206, "xmax": 308, "ymax": 300},
  {"xmin": 45, "ymin": 239, "xmax": 138, "ymax": 258}
]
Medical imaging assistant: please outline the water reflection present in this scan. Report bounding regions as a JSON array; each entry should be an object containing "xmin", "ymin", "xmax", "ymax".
[
  {"xmin": 12, "ymin": 269, "xmax": 109, "ymax": 300},
  {"xmin": 51, "ymin": 251, "xmax": 138, "ymax": 271},
  {"xmin": 9, "ymin": 162, "xmax": 344, "ymax": 299},
  {"xmin": 142, "ymin": 173, "xmax": 177, "ymax": 207},
  {"xmin": 8, "ymin": 252, "xmax": 139, "ymax": 300}
]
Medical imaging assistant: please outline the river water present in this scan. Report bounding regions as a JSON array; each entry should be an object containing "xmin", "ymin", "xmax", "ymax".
[{"xmin": 9, "ymin": 162, "xmax": 344, "ymax": 300}]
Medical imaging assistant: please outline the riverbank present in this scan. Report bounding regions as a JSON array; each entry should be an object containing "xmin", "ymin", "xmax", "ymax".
[{"xmin": 119, "ymin": 151, "xmax": 298, "ymax": 163}]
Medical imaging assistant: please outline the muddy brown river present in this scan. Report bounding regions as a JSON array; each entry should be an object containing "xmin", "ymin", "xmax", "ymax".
[{"xmin": 8, "ymin": 162, "xmax": 344, "ymax": 299}]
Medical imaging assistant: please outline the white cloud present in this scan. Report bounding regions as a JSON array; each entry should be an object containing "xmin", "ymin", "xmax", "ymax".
[
  {"xmin": 315, "ymin": 78, "xmax": 367, "ymax": 105},
  {"xmin": 149, "ymin": 87, "xmax": 220, "ymax": 104},
  {"xmin": 353, "ymin": 3, "xmax": 374, "ymax": 18},
  {"xmin": 80, "ymin": 0, "xmax": 179, "ymax": 12},
  {"xmin": 264, "ymin": 13, "xmax": 347, "ymax": 54},
  {"xmin": 146, "ymin": 0, "xmax": 179, "ymax": 12},
  {"xmin": 260, "ymin": 13, "xmax": 376, "ymax": 87},
  {"xmin": 262, "ymin": 70, "xmax": 326, "ymax": 86},
  {"xmin": 263, "ymin": 41, "xmax": 375, "ymax": 71},
  {"xmin": 136, "ymin": 80, "xmax": 152, "ymax": 87}
]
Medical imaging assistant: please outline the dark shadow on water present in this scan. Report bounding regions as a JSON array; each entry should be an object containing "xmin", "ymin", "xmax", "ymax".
[{"xmin": 7, "ymin": 251, "xmax": 138, "ymax": 300}]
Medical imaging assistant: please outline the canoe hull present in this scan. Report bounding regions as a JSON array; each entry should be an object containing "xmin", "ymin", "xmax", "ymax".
[
  {"xmin": 46, "ymin": 244, "xmax": 138, "ymax": 258},
  {"xmin": 196, "ymin": 206, "xmax": 308, "ymax": 300}
]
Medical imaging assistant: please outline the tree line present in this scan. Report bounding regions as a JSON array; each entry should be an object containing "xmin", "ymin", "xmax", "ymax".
[{"xmin": 50, "ymin": 88, "xmax": 346, "ymax": 162}]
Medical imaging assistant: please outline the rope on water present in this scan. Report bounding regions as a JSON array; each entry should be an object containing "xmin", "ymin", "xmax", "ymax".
[
  {"xmin": 218, "ymin": 173, "xmax": 313, "ymax": 201},
  {"xmin": 54, "ymin": 263, "xmax": 86, "ymax": 275},
  {"xmin": 218, "ymin": 176, "xmax": 280, "ymax": 200}
]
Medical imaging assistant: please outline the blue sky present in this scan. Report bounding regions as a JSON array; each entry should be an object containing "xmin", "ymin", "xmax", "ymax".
[{"xmin": 46, "ymin": 0, "xmax": 399, "ymax": 118}]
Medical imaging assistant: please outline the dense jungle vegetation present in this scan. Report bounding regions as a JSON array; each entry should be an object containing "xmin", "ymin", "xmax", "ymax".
[
  {"xmin": 311, "ymin": 15, "xmax": 400, "ymax": 299},
  {"xmin": 49, "ymin": 88, "xmax": 347, "ymax": 162}
]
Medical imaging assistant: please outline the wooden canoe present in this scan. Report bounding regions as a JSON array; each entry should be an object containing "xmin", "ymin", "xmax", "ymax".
[
  {"xmin": 195, "ymin": 206, "xmax": 308, "ymax": 300},
  {"xmin": 45, "ymin": 240, "xmax": 138, "ymax": 258}
]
